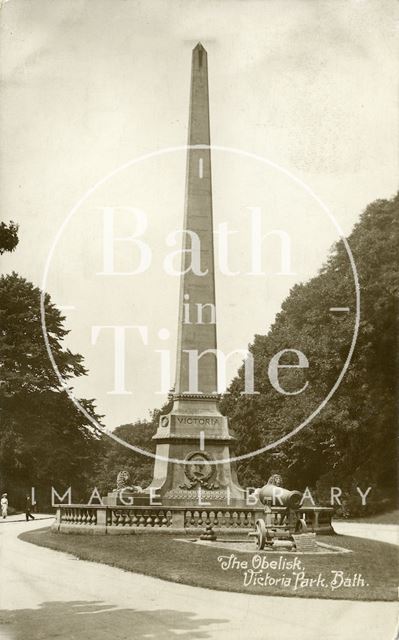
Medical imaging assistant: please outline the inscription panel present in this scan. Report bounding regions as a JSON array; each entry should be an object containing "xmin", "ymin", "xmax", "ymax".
[{"xmin": 175, "ymin": 416, "xmax": 221, "ymax": 426}]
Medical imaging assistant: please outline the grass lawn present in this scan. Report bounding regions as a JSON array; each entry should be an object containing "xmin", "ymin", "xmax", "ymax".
[
  {"xmin": 20, "ymin": 528, "xmax": 398, "ymax": 602},
  {"xmin": 341, "ymin": 510, "xmax": 399, "ymax": 525}
]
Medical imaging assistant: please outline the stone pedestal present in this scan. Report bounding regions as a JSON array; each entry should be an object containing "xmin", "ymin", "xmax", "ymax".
[{"xmin": 147, "ymin": 396, "xmax": 248, "ymax": 508}]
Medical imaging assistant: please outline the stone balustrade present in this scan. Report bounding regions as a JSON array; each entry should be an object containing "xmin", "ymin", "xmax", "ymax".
[
  {"xmin": 185, "ymin": 509, "xmax": 257, "ymax": 529},
  {"xmin": 108, "ymin": 508, "xmax": 174, "ymax": 529},
  {"xmin": 61, "ymin": 506, "xmax": 98, "ymax": 526},
  {"xmin": 53, "ymin": 503, "xmax": 334, "ymax": 535}
]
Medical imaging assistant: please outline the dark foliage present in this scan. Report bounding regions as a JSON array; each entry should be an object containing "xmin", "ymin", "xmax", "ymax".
[
  {"xmin": 93, "ymin": 418, "xmax": 158, "ymax": 496},
  {"xmin": 220, "ymin": 193, "xmax": 398, "ymax": 516},
  {"xmin": 0, "ymin": 273, "xmax": 102, "ymax": 509},
  {"xmin": 0, "ymin": 221, "xmax": 19, "ymax": 255}
]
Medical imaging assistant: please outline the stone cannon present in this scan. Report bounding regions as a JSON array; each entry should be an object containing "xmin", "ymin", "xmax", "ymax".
[{"xmin": 250, "ymin": 482, "xmax": 308, "ymax": 550}]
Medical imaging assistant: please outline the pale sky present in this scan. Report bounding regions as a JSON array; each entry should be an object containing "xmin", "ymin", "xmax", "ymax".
[{"xmin": 1, "ymin": 0, "xmax": 398, "ymax": 428}]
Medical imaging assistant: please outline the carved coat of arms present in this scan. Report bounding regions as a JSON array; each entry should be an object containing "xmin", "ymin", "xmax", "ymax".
[{"xmin": 180, "ymin": 451, "xmax": 219, "ymax": 490}]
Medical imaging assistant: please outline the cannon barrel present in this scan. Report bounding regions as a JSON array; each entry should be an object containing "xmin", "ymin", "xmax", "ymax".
[{"xmin": 258, "ymin": 484, "xmax": 302, "ymax": 509}]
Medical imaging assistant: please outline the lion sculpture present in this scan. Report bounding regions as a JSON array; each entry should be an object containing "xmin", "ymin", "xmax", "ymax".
[{"xmin": 115, "ymin": 470, "xmax": 143, "ymax": 494}]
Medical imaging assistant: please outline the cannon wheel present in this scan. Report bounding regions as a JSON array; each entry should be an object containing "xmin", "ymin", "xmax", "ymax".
[
  {"xmin": 295, "ymin": 518, "xmax": 308, "ymax": 534},
  {"xmin": 255, "ymin": 519, "xmax": 267, "ymax": 550}
]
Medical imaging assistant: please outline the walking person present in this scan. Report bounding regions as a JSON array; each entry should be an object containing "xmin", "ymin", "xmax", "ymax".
[
  {"xmin": 1, "ymin": 493, "xmax": 8, "ymax": 519},
  {"xmin": 25, "ymin": 494, "xmax": 35, "ymax": 521}
]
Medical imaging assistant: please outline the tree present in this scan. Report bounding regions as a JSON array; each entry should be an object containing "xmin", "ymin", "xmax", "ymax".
[
  {"xmin": 0, "ymin": 273, "xmax": 87, "ymax": 396},
  {"xmin": 0, "ymin": 273, "xmax": 102, "ymax": 509},
  {"xmin": 221, "ymin": 193, "xmax": 398, "ymax": 515},
  {"xmin": 93, "ymin": 417, "xmax": 158, "ymax": 496},
  {"xmin": 0, "ymin": 221, "xmax": 19, "ymax": 255}
]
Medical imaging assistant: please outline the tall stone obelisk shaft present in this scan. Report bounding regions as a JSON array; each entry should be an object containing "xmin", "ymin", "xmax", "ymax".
[
  {"xmin": 149, "ymin": 44, "xmax": 245, "ymax": 508},
  {"xmin": 175, "ymin": 43, "xmax": 218, "ymax": 396}
]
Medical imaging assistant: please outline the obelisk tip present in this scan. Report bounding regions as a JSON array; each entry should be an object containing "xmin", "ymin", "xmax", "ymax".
[{"xmin": 193, "ymin": 42, "xmax": 206, "ymax": 52}]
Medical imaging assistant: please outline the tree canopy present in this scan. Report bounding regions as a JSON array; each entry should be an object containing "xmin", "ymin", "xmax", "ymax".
[
  {"xmin": 0, "ymin": 273, "xmax": 102, "ymax": 509},
  {"xmin": 93, "ymin": 418, "xmax": 158, "ymax": 496},
  {"xmin": 0, "ymin": 221, "xmax": 19, "ymax": 255},
  {"xmin": 220, "ymin": 193, "xmax": 398, "ymax": 515}
]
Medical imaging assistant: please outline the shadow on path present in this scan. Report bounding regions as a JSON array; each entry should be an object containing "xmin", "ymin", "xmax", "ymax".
[{"xmin": 0, "ymin": 600, "xmax": 227, "ymax": 639}]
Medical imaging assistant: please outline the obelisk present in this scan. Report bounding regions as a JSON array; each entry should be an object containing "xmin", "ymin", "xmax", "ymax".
[
  {"xmin": 149, "ymin": 44, "xmax": 245, "ymax": 507},
  {"xmin": 175, "ymin": 42, "xmax": 218, "ymax": 398}
]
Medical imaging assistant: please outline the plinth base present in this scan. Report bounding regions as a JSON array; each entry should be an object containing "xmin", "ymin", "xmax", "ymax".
[{"xmin": 147, "ymin": 396, "xmax": 247, "ymax": 507}]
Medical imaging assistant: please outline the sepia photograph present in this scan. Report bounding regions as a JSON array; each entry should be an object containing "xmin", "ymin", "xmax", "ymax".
[{"xmin": 0, "ymin": 1, "xmax": 398, "ymax": 639}]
